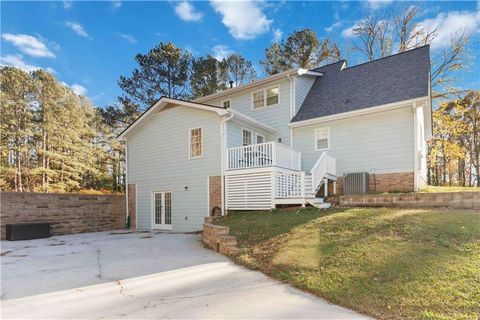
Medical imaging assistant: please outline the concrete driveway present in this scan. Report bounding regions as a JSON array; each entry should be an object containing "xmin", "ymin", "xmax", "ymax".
[{"xmin": 1, "ymin": 231, "xmax": 368, "ymax": 319}]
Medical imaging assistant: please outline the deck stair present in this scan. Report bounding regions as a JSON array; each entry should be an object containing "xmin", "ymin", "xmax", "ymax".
[{"xmin": 271, "ymin": 151, "xmax": 336, "ymax": 208}]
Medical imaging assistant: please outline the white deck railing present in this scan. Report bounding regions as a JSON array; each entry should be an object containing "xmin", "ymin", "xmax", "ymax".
[
  {"xmin": 310, "ymin": 152, "xmax": 336, "ymax": 192},
  {"xmin": 227, "ymin": 141, "xmax": 301, "ymax": 171},
  {"xmin": 274, "ymin": 172, "xmax": 305, "ymax": 198}
]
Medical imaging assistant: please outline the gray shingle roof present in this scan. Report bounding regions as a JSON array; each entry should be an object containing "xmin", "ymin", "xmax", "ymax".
[{"xmin": 291, "ymin": 45, "xmax": 430, "ymax": 123}]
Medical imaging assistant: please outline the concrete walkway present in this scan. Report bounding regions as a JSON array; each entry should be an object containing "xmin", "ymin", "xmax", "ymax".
[{"xmin": 1, "ymin": 231, "xmax": 369, "ymax": 319}]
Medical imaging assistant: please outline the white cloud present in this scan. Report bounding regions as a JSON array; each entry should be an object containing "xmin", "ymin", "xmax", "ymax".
[
  {"xmin": 1, "ymin": 33, "xmax": 55, "ymax": 58},
  {"xmin": 325, "ymin": 21, "xmax": 343, "ymax": 33},
  {"xmin": 118, "ymin": 33, "xmax": 137, "ymax": 44},
  {"xmin": 365, "ymin": 0, "xmax": 393, "ymax": 10},
  {"xmin": 341, "ymin": 19, "xmax": 367, "ymax": 38},
  {"xmin": 417, "ymin": 9, "xmax": 480, "ymax": 50},
  {"xmin": 212, "ymin": 44, "xmax": 232, "ymax": 61},
  {"xmin": 65, "ymin": 21, "xmax": 89, "ymax": 38},
  {"xmin": 175, "ymin": 1, "xmax": 203, "ymax": 22},
  {"xmin": 0, "ymin": 54, "xmax": 55, "ymax": 73},
  {"xmin": 272, "ymin": 28, "xmax": 282, "ymax": 42},
  {"xmin": 62, "ymin": 1, "xmax": 72, "ymax": 9},
  {"xmin": 210, "ymin": 0, "xmax": 272, "ymax": 40},
  {"xmin": 112, "ymin": 0, "xmax": 122, "ymax": 9},
  {"xmin": 70, "ymin": 83, "xmax": 87, "ymax": 96}
]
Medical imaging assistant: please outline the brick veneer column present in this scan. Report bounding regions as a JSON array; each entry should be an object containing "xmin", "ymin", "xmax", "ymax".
[
  {"xmin": 128, "ymin": 184, "xmax": 136, "ymax": 229},
  {"xmin": 209, "ymin": 176, "xmax": 222, "ymax": 216}
]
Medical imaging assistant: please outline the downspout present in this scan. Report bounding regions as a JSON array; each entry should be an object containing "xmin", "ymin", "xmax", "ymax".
[
  {"xmin": 124, "ymin": 142, "xmax": 129, "ymax": 228},
  {"xmin": 220, "ymin": 113, "xmax": 234, "ymax": 216},
  {"xmin": 287, "ymin": 74, "xmax": 295, "ymax": 148}
]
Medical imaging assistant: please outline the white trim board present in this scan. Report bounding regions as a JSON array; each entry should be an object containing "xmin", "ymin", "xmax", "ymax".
[
  {"xmin": 194, "ymin": 68, "xmax": 322, "ymax": 104},
  {"xmin": 118, "ymin": 97, "xmax": 228, "ymax": 141},
  {"xmin": 289, "ymin": 96, "xmax": 430, "ymax": 128}
]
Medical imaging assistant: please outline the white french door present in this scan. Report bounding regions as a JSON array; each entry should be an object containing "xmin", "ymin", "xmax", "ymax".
[{"xmin": 153, "ymin": 191, "xmax": 172, "ymax": 230}]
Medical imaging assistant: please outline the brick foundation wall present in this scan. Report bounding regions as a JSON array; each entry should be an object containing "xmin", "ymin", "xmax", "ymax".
[
  {"xmin": 128, "ymin": 184, "xmax": 136, "ymax": 229},
  {"xmin": 0, "ymin": 192, "xmax": 126, "ymax": 240},
  {"xmin": 340, "ymin": 192, "xmax": 479, "ymax": 210},
  {"xmin": 209, "ymin": 176, "xmax": 222, "ymax": 216},
  {"xmin": 202, "ymin": 217, "xmax": 240, "ymax": 256},
  {"xmin": 334, "ymin": 172, "xmax": 415, "ymax": 195}
]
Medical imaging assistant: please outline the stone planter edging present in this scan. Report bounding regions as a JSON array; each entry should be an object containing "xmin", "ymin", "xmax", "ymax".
[
  {"xmin": 339, "ymin": 191, "xmax": 479, "ymax": 210},
  {"xmin": 202, "ymin": 217, "xmax": 240, "ymax": 256}
]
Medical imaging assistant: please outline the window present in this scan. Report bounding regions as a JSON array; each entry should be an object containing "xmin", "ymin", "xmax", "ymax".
[
  {"xmin": 252, "ymin": 90, "xmax": 264, "ymax": 109},
  {"xmin": 252, "ymin": 86, "xmax": 279, "ymax": 110},
  {"xmin": 222, "ymin": 99, "xmax": 231, "ymax": 108},
  {"xmin": 242, "ymin": 129, "xmax": 252, "ymax": 146},
  {"xmin": 315, "ymin": 128, "xmax": 329, "ymax": 150},
  {"xmin": 266, "ymin": 87, "xmax": 279, "ymax": 106},
  {"xmin": 189, "ymin": 127, "xmax": 203, "ymax": 159},
  {"xmin": 256, "ymin": 133, "xmax": 265, "ymax": 144}
]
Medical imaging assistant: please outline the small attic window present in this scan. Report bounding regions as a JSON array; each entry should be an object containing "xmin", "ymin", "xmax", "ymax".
[{"xmin": 315, "ymin": 127, "xmax": 329, "ymax": 151}]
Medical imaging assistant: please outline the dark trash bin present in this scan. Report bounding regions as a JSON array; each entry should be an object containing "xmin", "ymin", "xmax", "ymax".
[{"xmin": 6, "ymin": 223, "xmax": 51, "ymax": 241}]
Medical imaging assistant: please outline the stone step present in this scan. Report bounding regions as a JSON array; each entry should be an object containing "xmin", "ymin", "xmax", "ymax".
[{"xmin": 218, "ymin": 235, "xmax": 237, "ymax": 246}]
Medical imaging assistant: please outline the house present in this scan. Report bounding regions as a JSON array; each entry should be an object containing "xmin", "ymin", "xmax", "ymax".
[{"xmin": 117, "ymin": 45, "xmax": 432, "ymax": 232}]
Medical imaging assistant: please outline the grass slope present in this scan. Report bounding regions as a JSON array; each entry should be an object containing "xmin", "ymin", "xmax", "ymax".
[{"xmin": 216, "ymin": 208, "xmax": 480, "ymax": 320}]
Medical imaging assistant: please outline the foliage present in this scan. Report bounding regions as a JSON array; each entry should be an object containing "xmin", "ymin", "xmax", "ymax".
[
  {"xmin": 190, "ymin": 55, "xmax": 227, "ymax": 98},
  {"xmin": 261, "ymin": 29, "xmax": 342, "ymax": 75},
  {"xmin": 0, "ymin": 66, "xmax": 122, "ymax": 193},
  {"xmin": 220, "ymin": 53, "xmax": 256, "ymax": 87},
  {"xmin": 428, "ymin": 91, "xmax": 479, "ymax": 186},
  {"xmin": 216, "ymin": 207, "xmax": 480, "ymax": 320},
  {"xmin": 118, "ymin": 42, "xmax": 192, "ymax": 111},
  {"xmin": 347, "ymin": 5, "xmax": 472, "ymax": 98}
]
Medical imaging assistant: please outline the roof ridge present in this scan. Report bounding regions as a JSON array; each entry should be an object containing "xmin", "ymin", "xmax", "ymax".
[
  {"xmin": 344, "ymin": 45, "xmax": 430, "ymax": 71},
  {"xmin": 310, "ymin": 59, "xmax": 346, "ymax": 71}
]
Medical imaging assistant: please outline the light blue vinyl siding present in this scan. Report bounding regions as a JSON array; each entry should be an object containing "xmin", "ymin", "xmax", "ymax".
[
  {"xmin": 127, "ymin": 106, "xmax": 221, "ymax": 232},
  {"xmin": 293, "ymin": 107, "xmax": 414, "ymax": 175},
  {"xmin": 204, "ymin": 79, "xmax": 292, "ymax": 145},
  {"xmin": 226, "ymin": 120, "xmax": 275, "ymax": 148},
  {"xmin": 295, "ymin": 76, "xmax": 315, "ymax": 115}
]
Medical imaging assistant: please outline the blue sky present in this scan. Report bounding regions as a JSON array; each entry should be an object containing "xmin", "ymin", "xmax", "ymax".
[{"xmin": 1, "ymin": 1, "xmax": 479, "ymax": 107}]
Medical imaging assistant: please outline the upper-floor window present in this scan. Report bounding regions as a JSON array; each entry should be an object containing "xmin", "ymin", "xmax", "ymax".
[
  {"xmin": 252, "ymin": 86, "xmax": 279, "ymax": 110},
  {"xmin": 315, "ymin": 128, "xmax": 329, "ymax": 151},
  {"xmin": 242, "ymin": 129, "xmax": 252, "ymax": 146},
  {"xmin": 222, "ymin": 99, "xmax": 231, "ymax": 108},
  {"xmin": 189, "ymin": 127, "xmax": 203, "ymax": 159},
  {"xmin": 256, "ymin": 133, "xmax": 265, "ymax": 144}
]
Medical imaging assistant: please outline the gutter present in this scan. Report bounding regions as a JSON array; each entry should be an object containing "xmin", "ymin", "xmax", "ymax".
[
  {"xmin": 194, "ymin": 69, "xmax": 322, "ymax": 104},
  {"xmin": 220, "ymin": 113, "xmax": 234, "ymax": 216}
]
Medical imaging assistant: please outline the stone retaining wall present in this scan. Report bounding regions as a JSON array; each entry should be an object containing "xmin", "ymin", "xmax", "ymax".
[
  {"xmin": 202, "ymin": 217, "xmax": 240, "ymax": 256},
  {"xmin": 0, "ymin": 192, "xmax": 126, "ymax": 239},
  {"xmin": 340, "ymin": 192, "xmax": 479, "ymax": 210}
]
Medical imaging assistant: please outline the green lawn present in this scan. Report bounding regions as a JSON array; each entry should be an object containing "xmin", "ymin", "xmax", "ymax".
[
  {"xmin": 216, "ymin": 208, "xmax": 480, "ymax": 320},
  {"xmin": 419, "ymin": 186, "xmax": 479, "ymax": 193}
]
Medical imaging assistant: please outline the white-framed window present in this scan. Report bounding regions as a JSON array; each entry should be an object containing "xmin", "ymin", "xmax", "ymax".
[
  {"xmin": 189, "ymin": 127, "xmax": 203, "ymax": 159},
  {"xmin": 255, "ymin": 133, "xmax": 265, "ymax": 144},
  {"xmin": 222, "ymin": 99, "xmax": 231, "ymax": 109},
  {"xmin": 242, "ymin": 128, "xmax": 253, "ymax": 146},
  {"xmin": 315, "ymin": 127, "xmax": 329, "ymax": 151},
  {"xmin": 266, "ymin": 87, "xmax": 279, "ymax": 106},
  {"xmin": 252, "ymin": 90, "xmax": 265, "ymax": 109},
  {"xmin": 252, "ymin": 86, "xmax": 279, "ymax": 110}
]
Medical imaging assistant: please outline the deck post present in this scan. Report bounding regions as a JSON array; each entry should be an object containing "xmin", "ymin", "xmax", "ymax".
[
  {"xmin": 333, "ymin": 181, "xmax": 336, "ymax": 195},
  {"xmin": 324, "ymin": 179, "xmax": 328, "ymax": 197}
]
